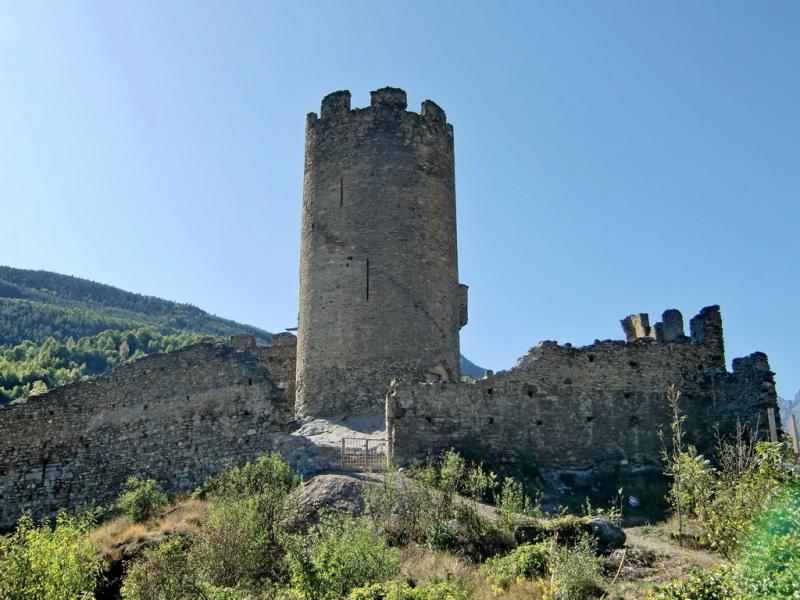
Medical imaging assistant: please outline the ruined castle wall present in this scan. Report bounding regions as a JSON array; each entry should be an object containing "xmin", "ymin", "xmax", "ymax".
[
  {"xmin": 388, "ymin": 307, "xmax": 778, "ymax": 508},
  {"xmin": 232, "ymin": 333, "xmax": 298, "ymax": 412},
  {"xmin": 0, "ymin": 342, "xmax": 294, "ymax": 529},
  {"xmin": 297, "ymin": 88, "xmax": 466, "ymax": 417}
]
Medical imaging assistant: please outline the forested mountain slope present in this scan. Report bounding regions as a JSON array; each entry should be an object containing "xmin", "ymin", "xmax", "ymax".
[
  {"xmin": 0, "ymin": 266, "xmax": 272, "ymax": 347},
  {"xmin": 0, "ymin": 265, "xmax": 485, "ymax": 404}
]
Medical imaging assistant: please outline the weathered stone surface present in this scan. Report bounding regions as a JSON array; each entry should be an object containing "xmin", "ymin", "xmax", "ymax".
[
  {"xmin": 283, "ymin": 473, "xmax": 367, "ymax": 533},
  {"xmin": 296, "ymin": 87, "xmax": 467, "ymax": 417},
  {"xmin": 387, "ymin": 306, "xmax": 779, "ymax": 513},
  {"xmin": 0, "ymin": 341, "xmax": 295, "ymax": 529},
  {"xmin": 233, "ymin": 332, "xmax": 298, "ymax": 411}
]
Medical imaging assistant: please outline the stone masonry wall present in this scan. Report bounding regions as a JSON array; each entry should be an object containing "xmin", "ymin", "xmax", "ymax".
[
  {"xmin": 232, "ymin": 332, "xmax": 297, "ymax": 412},
  {"xmin": 0, "ymin": 341, "xmax": 294, "ymax": 530},
  {"xmin": 387, "ymin": 306, "xmax": 778, "ymax": 513},
  {"xmin": 297, "ymin": 87, "xmax": 467, "ymax": 417}
]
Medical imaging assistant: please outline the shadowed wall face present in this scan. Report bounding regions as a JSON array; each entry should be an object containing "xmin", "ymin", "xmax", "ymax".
[{"xmin": 297, "ymin": 88, "xmax": 467, "ymax": 417}]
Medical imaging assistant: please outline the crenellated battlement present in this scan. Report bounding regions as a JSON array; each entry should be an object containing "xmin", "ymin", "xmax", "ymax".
[{"xmin": 307, "ymin": 86, "xmax": 449, "ymax": 127}]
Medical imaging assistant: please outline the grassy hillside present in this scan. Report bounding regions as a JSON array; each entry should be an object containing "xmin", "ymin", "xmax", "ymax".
[{"xmin": 0, "ymin": 266, "xmax": 272, "ymax": 347}]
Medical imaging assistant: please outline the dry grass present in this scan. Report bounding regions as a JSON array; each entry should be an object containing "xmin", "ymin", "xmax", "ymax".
[
  {"xmin": 91, "ymin": 498, "xmax": 210, "ymax": 559},
  {"xmin": 399, "ymin": 544, "xmax": 547, "ymax": 599},
  {"xmin": 157, "ymin": 499, "xmax": 209, "ymax": 536},
  {"xmin": 91, "ymin": 516, "xmax": 148, "ymax": 556}
]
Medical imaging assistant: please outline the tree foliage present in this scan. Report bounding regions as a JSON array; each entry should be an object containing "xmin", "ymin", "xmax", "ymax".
[
  {"xmin": 0, "ymin": 510, "xmax": 103, "ymax": 600},
  {"xmin": 0, "ymin": 327, "xmax": 201, "ymax": 404}
]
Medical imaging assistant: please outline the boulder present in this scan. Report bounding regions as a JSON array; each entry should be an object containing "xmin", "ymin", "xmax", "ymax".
[
  {"xmin": 584, "ymin": 517, "xmax": 626, "ymax": 554},
  {"xmin": 282, "ymin": 473, "xmax": 367, "ymax": 533}
]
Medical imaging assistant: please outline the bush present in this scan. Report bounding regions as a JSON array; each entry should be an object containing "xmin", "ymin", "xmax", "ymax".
[
  {"xmin": 0, "ymin": 510, "xmax": 103, "ymax": 600},
  {"xmin": 363, "ymin": 469, "xmax": 428, "ymax": 545},
  {"xmin": 516, "ymin": 515, "xmax": 588, "ymax": 548},
  {"xmin": 121, "ymin": 538, "xmax": 206, "ymax": 600},
  {"xmin": 117, "ymin": 477, "xmax": 168, "ymax": 522},
  {"xmin": 287, "ymin": 513, "xmax": 400, "ymax": 600},
  {"xmin": 190, "ymin": 452, "xmax": 301, "ymax": 588},
  {"xmin": 546, "ymin": 535, "xmax": 601, "ymax": 600},
  {"xmin": 191, "ymin": 494, "xmax": 289, "ymax": 587},
  {"xmin": 485, "ymin": 542, "xmax": 549, "ymax": 588},
  {"xmin": 202, "ymin": 453, "xmax": 301, "ymax": 500},
  {"xmin": 497, "ymin": 477, "xmax": 539, "ymax": 529},
  {"xmin": 346, "ymin": 581, "xmax": 468, "ymax": 600},
  {"xmin": 648, "ymin": 568, "xmax": 733, "ymax": 600},
  {"xmin": 424, "ymin": 520, "xmax": 460, "ymax": 553}
]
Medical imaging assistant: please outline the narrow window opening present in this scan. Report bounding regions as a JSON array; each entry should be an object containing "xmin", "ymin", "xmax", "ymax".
[
  {"xmin": 527, "ymin": 390, "xmax": 534, "ymax": 398},
  {"xmin": 248, "ymin": 378, "xmax": 253, "ymax": 386},
  {"xmin": 536, "ymin": 419, "xmax": 543, "ymax": 426},
  {"xmin": 628, "ymin": 361, "xmax": 639, "ymax": 368},
  {"xmin": 365, "ymin": 259, "xmax": 370, "ymax": 300},
  {"xmin": 586, "ymin": 415, "xmax": 595, "ymax": 423},
  {"xmin": 488, "ymin": 417, "xmax": 494, "ymax": 425},
  {"xmin": 340, "ymin": 178, "xmax": 343, "ymax": 207},
  {"xmin": 588, "ymin": 355, "xmax": 595, "ymax": 363},
  {"xmin": 487, "ymin": 387, "xmax": 493, "ymax": 395},
  {"xmin": 623, "ymin": 392, "xmax": 632, "ymax": 399},
  {"xmin": 425, "ymin": 416, "xmax": 432, "ymax": 423}
]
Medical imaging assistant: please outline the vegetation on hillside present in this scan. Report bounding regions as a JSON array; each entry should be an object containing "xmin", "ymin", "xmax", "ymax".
[
  {"xmin": 0, "ymin": 265, "xmax": 272, "ymax": 348},
  {"xmin": 650, "ymin": 389, "xmax": 800, "ymax": 599},
  {"xmin": 0, "ymin": 327, "xmax": 202, "ymax": 405},
  {"xmin": 2, "ymin": 425, "xmax": 797, "ymax": 599}
]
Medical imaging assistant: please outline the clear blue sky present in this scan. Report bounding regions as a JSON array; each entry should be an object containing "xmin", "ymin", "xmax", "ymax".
[{"xmin": 1, "ymin": 2, "xmax": 798, "ymax": 399}]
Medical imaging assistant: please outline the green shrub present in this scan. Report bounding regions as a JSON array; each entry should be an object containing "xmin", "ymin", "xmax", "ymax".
[
  {"xmin": 203, "ymin": 453, "xmax": 301, "ymax": 500},
  {"xmin": 424, "ymin": 519, "xmax": 460, "ymax": 553},
  {"xmin": 191, "ymin": 495, "xmax": 289, "ymax": 587},
  {"xmin": 0, "ymin": 510, "xmax": 103, "ymax": 600},
  {"xmin": 485, "ymin": 542, "xmax": 549, "ymax": 588},
  {"xmin": 363, "ymin": 469, "xmax": 428, "ymax": 545},
  {"xmin": 648, "ymin": 568, "xmax": 733, "ymax": 600},
  {"xmin": 117, "ymin": 477, "xmax": 168, "ymax": 522},
  {"xmin": 546, "ymin": 535, "xmax": 601, "ymax": 600},
  {"xmin": 496, "ymin": 477, "xmax": 539, "ymax": 529},
  {"xmin": 287, "ymin": 513, "xmax": 400, "ymax": 600},
  {"xmin": 190, "ymin": 453, "xmax": 300, "ymax": 588},
  {"xmin": 121, "ymin": 538, "xmax": 205, "ymax": 600},
  {"xmin": 516, "ymin": 515, "xmax": 588, "ymax": 548},
  {"xmin": 346, "ymin": 581, "xmax": 467, "ymax": 600}
]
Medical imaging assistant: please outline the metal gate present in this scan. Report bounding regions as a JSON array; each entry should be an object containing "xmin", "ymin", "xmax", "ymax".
[{"xmin": 341, "ymin": 437, "xmax": 388, "ymax": 470}]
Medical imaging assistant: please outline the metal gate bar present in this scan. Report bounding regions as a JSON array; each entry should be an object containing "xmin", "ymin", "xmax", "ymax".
[{"xmin": 341, "ymin": 437, "xmax": 388, "ymax": 470}]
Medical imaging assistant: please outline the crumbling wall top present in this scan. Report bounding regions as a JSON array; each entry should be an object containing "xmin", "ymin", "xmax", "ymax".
[
  {"xmin": 370, "ymin": 86, "xmax": 407, "ymax": 110},
  {"xmin": 310, "ymin": 87, "xmax": 449, "ymax": 126}
]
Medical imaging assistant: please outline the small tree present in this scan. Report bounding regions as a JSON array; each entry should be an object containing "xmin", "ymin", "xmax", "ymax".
[
  {"xmin": 117, "ymin": 477, "xmax": 168, "ymax": 522},
  {"xmin": 0, "ymin": 510, "xmax": 103, "ymax": 600},
  {"xmin": 121, "ymin": 538, "xmax": 207, "ymax": 600},
  {"xmin": 287, "ymin": 513, "xmax": 400, "ymax": 600}
]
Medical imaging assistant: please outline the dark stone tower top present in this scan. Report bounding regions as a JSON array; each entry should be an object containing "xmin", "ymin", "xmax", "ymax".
[{"xmin": 297, "ymin": 87, "xmax": 467, "ymax": 417}]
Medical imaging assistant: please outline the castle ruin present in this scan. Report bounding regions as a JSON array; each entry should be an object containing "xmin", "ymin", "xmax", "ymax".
[
  {"xmin": 0, "ymin": 87, "xmax": 780, "ymax": 528},
  {"xmin": 297, "ymin": 88, "xmax": 467, "ymax": 417}
]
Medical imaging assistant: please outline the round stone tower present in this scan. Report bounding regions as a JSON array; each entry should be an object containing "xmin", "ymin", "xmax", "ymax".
[{"xmin": 296, "ymin": 87, "xmax": 468, "ymax": 417}]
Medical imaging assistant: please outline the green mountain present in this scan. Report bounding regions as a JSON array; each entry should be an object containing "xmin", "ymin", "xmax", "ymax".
[{"xmin": 0, "ymin": 266, "xmax": 271, "ymax": 348}]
